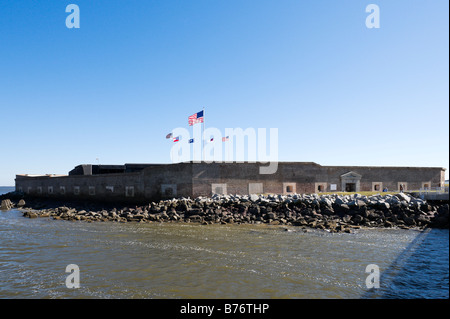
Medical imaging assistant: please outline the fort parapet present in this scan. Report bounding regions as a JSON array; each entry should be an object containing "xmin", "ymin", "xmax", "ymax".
[{"xmin": 15, "ymin": 162, "xmax": 446, "ymax": 203}]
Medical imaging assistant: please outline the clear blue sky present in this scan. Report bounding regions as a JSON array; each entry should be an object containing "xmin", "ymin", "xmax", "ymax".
[{"xmin": 0, "ymin": 0, "xmax": 448, "ymax": 185}]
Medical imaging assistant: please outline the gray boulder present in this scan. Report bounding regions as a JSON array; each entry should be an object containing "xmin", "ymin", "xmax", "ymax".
[
  {"xmin": 395, "ymin": 193, "xmax": 411, "ymax": 203},
  {"xmin": 320, "ymin": 197, "xmax": 333, "ymax": 208},
  {"xmin": 376, "ymin": 201, "xmax": 390, "ymax": 210},
  {"xmin": 348, "ymin": 199, "xmax": 366, "ymax": 208},
  {"xmin": 335, "ymin": 196, "xmax": 346, "ymax": 206}
]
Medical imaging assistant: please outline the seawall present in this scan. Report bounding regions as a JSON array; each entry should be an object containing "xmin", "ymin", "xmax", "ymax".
[{"xmin": 2, "ymin": 192, "xmax": 448, "ymax": 232}]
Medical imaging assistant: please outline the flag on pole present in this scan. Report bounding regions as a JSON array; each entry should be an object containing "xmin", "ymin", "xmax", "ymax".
[
  {"xmin": 188, "ymin": 138, "xmax": 194, "ymax": 143},
  {"xmin": 188, "ymin": 110, "xmax": 204, "ymax": 126},
  {"xmin": 173, "ymin": 136, "xmax": 180, "ymax": 142},
  {"xmin": 222, "ymin": 136, "xmax": 229, "ymax": 142},
  {"xmin": 166, "ymin": 133, "xmax": 173, "ymax": 139}
]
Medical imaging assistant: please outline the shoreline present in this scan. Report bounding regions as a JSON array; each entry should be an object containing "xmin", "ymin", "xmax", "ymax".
[{"xmin": 1, "ymin": 191, "xmax": 448, "ymax": 232}]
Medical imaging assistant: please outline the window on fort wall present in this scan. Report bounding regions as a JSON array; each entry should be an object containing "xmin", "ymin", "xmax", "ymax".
[
  {"xmin": 374, "ymin": 184, "xmax": 380, "ymax": 191},
  {"xmin": 212, "ymin": 183, "xmax": 227, "ymax": 195},
  {"xmin": 248, "ymin": 183, "xmax": 263, "ymax": 194},
  {"xmin": 286, "ymin": 185, "xmax": 293, "ymax": 193},
  {"xmin": 318, "ymin": 185, "xmax": 322, "ymax": 192},
  {"xmin": 74, "ymin": 186, "xmax": 80, "ymax": 195},
  {"xmin": 161, "ymin": 184, "xmax": 177, "ymax": 197},
  {"xmin": 89, "ymin": 186, "xmax": 95, "ymax": 196},
  {"xmin": 60, "ymin": 186, "xmax": 65, "ymax": 195},
  {"xmin": 126, "ymin": 186, "xmax": 135, "ymax": 197}
]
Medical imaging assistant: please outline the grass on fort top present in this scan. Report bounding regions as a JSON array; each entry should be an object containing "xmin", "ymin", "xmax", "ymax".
[
  {"xmin": 317, "ymin": 191, "xmax": 398, "ymax": 196},
  {"xmin": 306, "ymin": 190, "xmax": 445, "ymax": 196},
  {"xmin": 258, "ymin": 191, "xmax": 401, "ymax": 197}
]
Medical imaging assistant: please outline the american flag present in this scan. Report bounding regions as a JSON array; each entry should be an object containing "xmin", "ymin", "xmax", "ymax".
[
  {"xmin": 173, "ymin": 136, "xmax": 180, "ymax": 142},
  {"xmin": 166, "ymin": 133, "xmax": 173, "ymax": 139},
  {"xmin": 222, "ymin": 136, "xmax": 229, "ymax": 142},
  {"xmin": 188, "ymin": 110, "xmax": 204, "ymax": 126}
]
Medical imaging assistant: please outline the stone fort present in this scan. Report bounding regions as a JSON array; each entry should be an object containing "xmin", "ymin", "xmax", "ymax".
[{"xmin": 15, "ymin": 162, "xmax": 446, "ymax": 203}]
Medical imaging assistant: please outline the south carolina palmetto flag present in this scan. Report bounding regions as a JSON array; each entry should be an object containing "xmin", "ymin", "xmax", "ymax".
[{"xmin": 188, "ymin": 110, "xmax": 204, "ymax": 126}]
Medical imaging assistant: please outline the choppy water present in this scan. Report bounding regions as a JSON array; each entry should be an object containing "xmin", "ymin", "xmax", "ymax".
[
  {"xmin": 0, "ymin": 187, "xmax": 15, "ymax": 195},
  {"xmin": 0, "ymin": 206, "xmax": 448, "ymax": 299}
]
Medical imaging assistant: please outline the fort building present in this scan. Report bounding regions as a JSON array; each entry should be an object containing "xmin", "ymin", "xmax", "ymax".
[{"xmin": 15, "ymin": 162, "xmax": 446, "ymax": 203}]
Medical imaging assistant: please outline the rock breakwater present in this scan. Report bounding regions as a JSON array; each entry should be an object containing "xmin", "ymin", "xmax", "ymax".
[{"xmin": 2, "ymin": 192, "xmax": 448, "ymax": 232}]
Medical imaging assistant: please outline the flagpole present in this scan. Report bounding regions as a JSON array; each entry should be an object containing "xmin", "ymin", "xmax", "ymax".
[
  {"xmin": 192, "ymin": 116, "xmax": 194, "ymax": 163},
  {"xmin": 202, "ymin": 107, "xmax": 205, "ymax": 163}
]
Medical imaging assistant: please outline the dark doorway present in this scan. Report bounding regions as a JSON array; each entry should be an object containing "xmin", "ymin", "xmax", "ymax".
[
  {"xmin": 345, "ymin": 183, "xmax": 356, "ymax": 192},
  {"xmin": 165, "ymin": 187, "xmax": 173, "ymax": 196}
]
